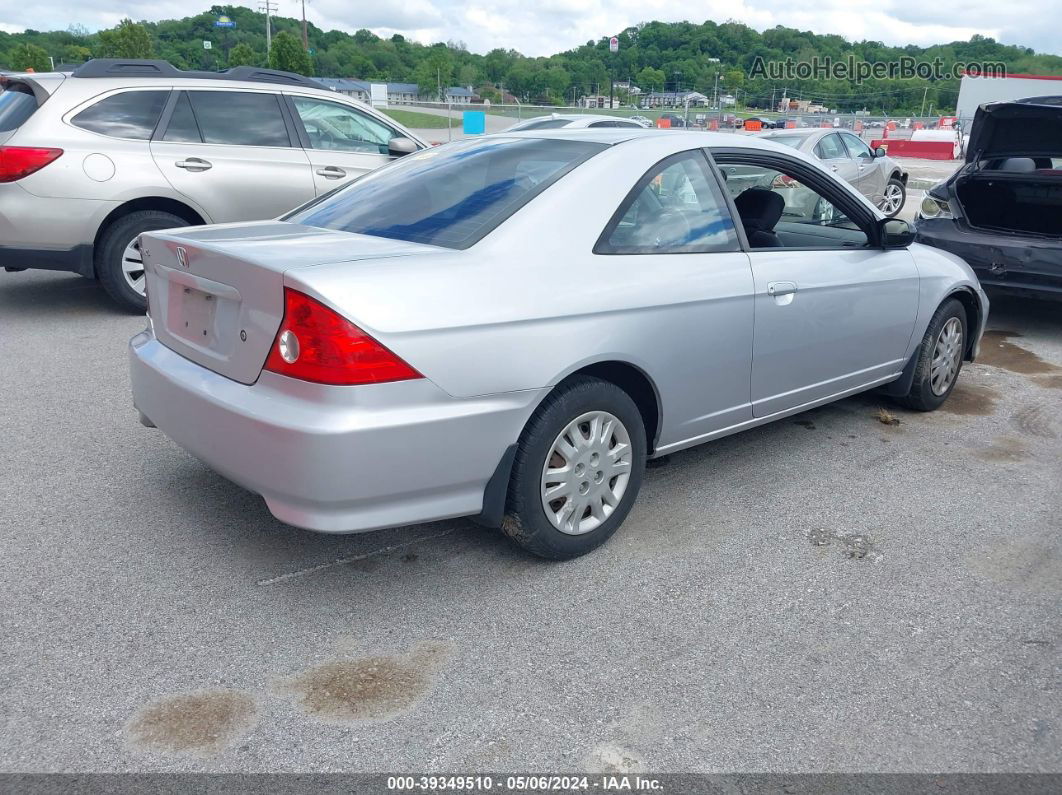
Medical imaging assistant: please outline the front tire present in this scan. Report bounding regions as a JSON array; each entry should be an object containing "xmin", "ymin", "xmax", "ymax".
[
  {"xmin": 897, "ymin": 298, "xmax": 967, "ymax": 411},
  {"xmin": 96, "ymin": 210, "xmax": 187, "ymax": 312},
  {"xmin": 880, "ymin": 177, "xmax": 906, "ymax": 217},
  {"xmin": 502, "ymin": 376, "xmax": 647, "ymax": 560}
]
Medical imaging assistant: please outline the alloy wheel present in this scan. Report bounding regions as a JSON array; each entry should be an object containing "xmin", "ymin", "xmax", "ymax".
[
  {"xmin": 930, "ymin": 317, "xmax": 963, "ymax": 395},
  {"xmin": 540, "ymin": 411, "xmax": 633, "ymax": 535},
  {"xmin": 121, "ymin": 235, "xmax": 146, "ymax": 296},
  {"xmin": 881, "ymin": 183, "xmax": 904, "ymax": 215}
]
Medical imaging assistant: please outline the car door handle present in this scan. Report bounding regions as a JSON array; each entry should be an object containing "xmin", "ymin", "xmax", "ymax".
[
  {"xmin": 175, "ymin": 158, "xmax": 212, "ymax": 172},
  {"xmin": 767, "ymin": 281, "xmax": 798, "ymax": 297},
  {"xmin": 315, "ymin": 166, "xmax": 346, "ymax": 179}
]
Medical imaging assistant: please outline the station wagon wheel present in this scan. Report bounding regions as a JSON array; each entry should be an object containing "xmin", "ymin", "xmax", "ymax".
[
  {"xmin": 880, "ymin": 178, "xmax": 906, "ymax": 217},
  {"xmin": 540, "ymin": 411, "xmax": 633, "ymax": 535},
  {"xmin": 502, "ymin": 376, "xmax": 646, "ymax": 559},
  {"xmin": 121, "ymin": 235, "xmax": 146, "ymax": 296},
  {"xmin": 96, "ymin": 209, "xmax": 189, "ymax": 313},
  {"xmin": 896, "ymin": 298, "xmax": 967, "ymax": 412}
]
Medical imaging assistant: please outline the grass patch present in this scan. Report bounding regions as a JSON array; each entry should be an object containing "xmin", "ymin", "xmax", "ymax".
[{"xmin": 380, "ymin": 109, "xmax": 456, "ymax": 129}]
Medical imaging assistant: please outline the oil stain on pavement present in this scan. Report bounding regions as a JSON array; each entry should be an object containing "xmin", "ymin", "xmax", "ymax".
[
  {"xmin": 127, "ymin": 690, "xmax": 257, "ymax": 755},
  {"xmin": 978, "ymin": 330, "xmax": 1060, "ymax": 376},
  {"xmin": 281, "ymin": 641, "xmax": 451, "ymax": 723},
  {"xmin": 940, "ymin": 383, "xmax": 1000, "ymax": 416}
]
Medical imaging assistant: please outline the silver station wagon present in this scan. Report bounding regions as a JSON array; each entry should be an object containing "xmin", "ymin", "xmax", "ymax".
[{"xmin": 130, "ymin": 129, "xmax": 988, "ymax": 559}]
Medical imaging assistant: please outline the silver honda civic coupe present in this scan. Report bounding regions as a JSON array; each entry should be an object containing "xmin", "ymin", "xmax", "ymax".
[{"xmin": 130, "ymin": 129, "xmax": 988, "ymax": 559}]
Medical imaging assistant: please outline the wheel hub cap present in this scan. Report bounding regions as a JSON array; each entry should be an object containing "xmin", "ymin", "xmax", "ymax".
[
  {"xmin": 930, "ymin": 317, "xmax": 963, "ymax": 395},
  {"xmin": 122, "ymin": 236, "xmax": 146, "ymax": 296},
  {"xmin": 540, "ymin": 411, "xmax": 633, "ymax": 535},
  {"xmin": 881, "ymin": 184, "xmax": 903, "ymax": 214}
]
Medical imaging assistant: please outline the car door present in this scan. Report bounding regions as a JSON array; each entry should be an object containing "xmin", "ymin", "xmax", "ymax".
[
  {"xmin": 839, "ymin": 132, "xmax": 887, "ymax": 205},
  {"xmin": 714, "ymin": 152, "xmax": 918, "ymax": 417},
  {"xmin": 595, "ymin": 149, "xmax": 755, "ymax": 445},
  {"xmin": 285, "ymin": 95, "xmax": 408, "ymax": 194},
  {"xmin": 150, "ymin": 89, "xmax": 315, "ymax": 223}
]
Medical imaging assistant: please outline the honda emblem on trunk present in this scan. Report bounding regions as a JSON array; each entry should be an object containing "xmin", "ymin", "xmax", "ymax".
[{"xmin": 175, "ymin": 246, "xmax": 188, "ymax": 269}]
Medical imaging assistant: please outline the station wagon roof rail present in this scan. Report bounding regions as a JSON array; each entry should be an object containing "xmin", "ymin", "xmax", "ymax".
[{"xmin": 70, "ymin": 59, "xmax": 324, "ymax": 90}]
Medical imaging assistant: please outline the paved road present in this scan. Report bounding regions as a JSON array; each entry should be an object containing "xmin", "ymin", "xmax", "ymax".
[{"xmin": 1, "ymin": 270, "xmax": 1059, "ymax": 773}]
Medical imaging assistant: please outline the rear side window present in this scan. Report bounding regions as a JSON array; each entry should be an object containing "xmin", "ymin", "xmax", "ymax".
[
  {"xmin": 596, "ymin": 150, "xmax": 738, "ymax": 254},
  {"xmin": 0, "ymin": 86, "xmax": 38, "ymax": 133},
  {"xmin": 185, "ymin": 91, "xmax": 290, "ymax": 147},
  {"xmin": 71, "ymin": 90, "xmax": 168, "ymax": 140},
  {"xmin": 814, "ymin": 133, "xmax": 847, "ymax": 160},
  {"xmin": 160, "ymin": 92, "xmax": 201, "ymax": 143}
]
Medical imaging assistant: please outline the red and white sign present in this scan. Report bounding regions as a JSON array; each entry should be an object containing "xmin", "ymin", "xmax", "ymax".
[{"xmin": 609, "ymin": 37, "xmax": 619, "ymax": 53}]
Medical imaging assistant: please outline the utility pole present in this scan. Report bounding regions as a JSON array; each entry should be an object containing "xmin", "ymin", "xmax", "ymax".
[
  {"xmin": 919, "ymin": 86, "xmax": 928, "ymax": 119},
  {"xmin": 713, "ymin": 71, "xmax": 719, "ymax": 110},
  {"xmin": 259, "ymin": 1, "xmax": 278, "ymax": 54},
  {"xmin": 301, "ymin": 0, "xmax": 309, "ymax": 51}
]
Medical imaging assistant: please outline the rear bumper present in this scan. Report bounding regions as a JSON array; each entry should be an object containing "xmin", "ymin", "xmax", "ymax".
[
  {"xmin": 915, "ymin": 218, "xmax": 1062, "ymax": 296},
  {"xmin": 0, "ymin": 184, "xmax": 115, "ymax": 277},
  {"xmin": 129, "ymin": 330, "xmax": 544, "ymax": 533}
]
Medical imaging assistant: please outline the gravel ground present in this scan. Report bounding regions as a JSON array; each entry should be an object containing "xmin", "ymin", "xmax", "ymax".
[{"xmin": 0, "ymin": 270, "xmax": 1059, "ymax": 774}]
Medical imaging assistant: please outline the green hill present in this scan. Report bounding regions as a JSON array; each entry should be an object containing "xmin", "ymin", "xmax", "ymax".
[{"xmin": 3, "ymin": 7, "xmax": 1061, "ymax": 114}]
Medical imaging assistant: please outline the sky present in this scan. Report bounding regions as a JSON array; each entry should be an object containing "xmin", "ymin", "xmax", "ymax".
[{"xmin": 2, "ymin": 0, "xmax": 1061, "ymax": 57}]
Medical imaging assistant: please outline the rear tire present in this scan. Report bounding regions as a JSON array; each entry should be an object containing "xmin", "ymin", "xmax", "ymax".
[
  {"xmin": 897, "ymin": 298, "xmax": 967, "ymax": 411},
  {"xmin": 502, "ymin": 376, "xmax": 646, "ymax": 560},
  {"xmin": 96, "ymin": 210, "xmax": 187, "ymax": 312}
]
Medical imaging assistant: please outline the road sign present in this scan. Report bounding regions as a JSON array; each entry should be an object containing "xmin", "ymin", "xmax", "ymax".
[
  {"xmin": 203, "ymin": 40, "xmax": 212, "ymax": 50},
  {"xmin": 609, "ymin": 36, "xmax": 619, "ymax": 53},
  {"xmin": 214, "ymin": 15, "xmax": 236, "ymax": 27}
]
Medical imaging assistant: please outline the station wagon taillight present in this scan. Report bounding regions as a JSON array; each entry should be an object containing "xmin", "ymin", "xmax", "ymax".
[
  {"xmin": 264, "ymin": 288, "xmax": 422, "ymax": 386},
  {"xmin": 0, "ymin": 146, "xmax": 63, "ymax": 183}
]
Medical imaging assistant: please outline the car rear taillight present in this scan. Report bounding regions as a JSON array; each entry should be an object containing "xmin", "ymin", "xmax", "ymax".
[
  {"xmin": 0, "ymin": 146, "xmax": 63, "ymax": 183},
  {"xmin": 264, "ymin": 288, "xmax": 422, "ymax": 386}
]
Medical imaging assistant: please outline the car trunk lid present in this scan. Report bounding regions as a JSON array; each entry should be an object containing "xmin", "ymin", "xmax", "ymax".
[
  {"xmin": 966, "ymin": 95, "xmax": 1062, "ymax": 163},
  {"xmin": 139, "ymin": 221, "xmax": 436, "ymax": 384}
]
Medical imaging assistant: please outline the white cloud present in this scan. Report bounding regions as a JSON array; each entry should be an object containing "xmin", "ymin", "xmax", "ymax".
[{"xmin": 2, "ymin": 0, "xmax": 1059, "ymax": 56}]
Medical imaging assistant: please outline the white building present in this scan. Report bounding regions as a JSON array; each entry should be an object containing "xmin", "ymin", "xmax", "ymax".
[{"xmin": 956, "ymin": 73, "xmax": 1062, "ymax": 123}]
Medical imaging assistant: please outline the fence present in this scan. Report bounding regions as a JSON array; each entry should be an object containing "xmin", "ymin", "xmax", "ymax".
[{"xmin": 378, "ymin": 100, "xmax": 969, "ymax": 153}]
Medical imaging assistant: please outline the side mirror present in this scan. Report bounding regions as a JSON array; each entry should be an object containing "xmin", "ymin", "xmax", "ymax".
[
  {"xmin": 874, "ymin": 146, "xmax": 887, "ymax": 158},
  {"xmin": 388, "ymin": 137, "xmax": 419, "ymax": 158},
  {"xmin": 880, "ymin": 217, "xmax": 914, "ymax": 248}
]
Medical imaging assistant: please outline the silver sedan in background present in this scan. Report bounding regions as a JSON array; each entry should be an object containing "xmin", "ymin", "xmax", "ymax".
[
  {"xmin": 130, "ymin": 130, "xmax": 986, "ymax": 559},
  {"xmin": 758, "ymin": 128, "xmax": 909, "ymax": 215}
]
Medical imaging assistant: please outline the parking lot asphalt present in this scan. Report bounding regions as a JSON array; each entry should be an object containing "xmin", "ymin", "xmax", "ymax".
[{"xmin": 1, "ymin": 270, "xmax": 1059, "ymax": 774}]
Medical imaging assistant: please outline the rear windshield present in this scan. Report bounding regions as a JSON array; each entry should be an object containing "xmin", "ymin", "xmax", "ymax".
[
  {"xmin": 763, "ymin": 135, "xmax": 804, "ymax": 149},
  {"xmin": 0, "ymin": 85, "xmax": 38, "ymax": 133},
  {"xmin": 287, "ymin": 137, "xmax": 606, "ymax": 249},
  {"xmin": 510, "ymin": 118, "xmax": 573, "ymax": 130}
]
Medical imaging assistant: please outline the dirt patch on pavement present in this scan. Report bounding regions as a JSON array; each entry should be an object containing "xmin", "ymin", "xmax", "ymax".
[
  {"xmin": 974, "ymin": 436, "xmax": 1029, "ymax": 462},
  {"xmin": 979, "ymin": 330, "xmax": 1060, "ymax": 376},
  {"xmin": 940, "ymin": 384, "xmax": 1000, "ymax": 416},
  {"xmin": 127, "ymin": 690, "xmax": 257, "ymax": 755},
  {"xmin": 1036, "ymin": 374, "xmax": 1062, "ymax": 390},
  {"xmin": 283, "ymin": 641, "xmax": 450, "ymax": 723}
]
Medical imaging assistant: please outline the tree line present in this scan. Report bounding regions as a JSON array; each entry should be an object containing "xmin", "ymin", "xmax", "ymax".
[{"xmin": 2, "ymin": 6, "xmax": 1061, "ymax": 113}]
